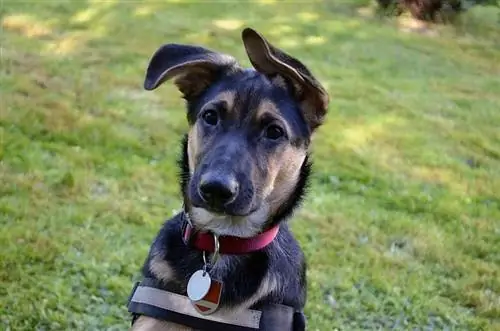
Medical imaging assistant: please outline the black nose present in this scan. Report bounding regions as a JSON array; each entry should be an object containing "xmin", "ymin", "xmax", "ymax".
[{"xmin": 198, "ymin": 173, "xmax": 239, "ymax": 207}]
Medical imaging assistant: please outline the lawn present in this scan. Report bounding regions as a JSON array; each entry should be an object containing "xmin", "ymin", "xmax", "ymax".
[{"xmin": 1, "ymin": 1, "xmax": 499, "ymax": 330}]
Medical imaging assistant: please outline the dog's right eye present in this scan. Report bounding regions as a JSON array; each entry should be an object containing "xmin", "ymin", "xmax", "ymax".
[
  {"xmin": 264, "ymin": 124, "xmax": 285, "ymax": 140},
  {"xmin": 202, "ymin": 109, "xmax": 219, "ymax": 126}
]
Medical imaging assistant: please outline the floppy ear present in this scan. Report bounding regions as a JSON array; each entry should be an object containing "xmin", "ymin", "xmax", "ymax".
[
  {"xmin": 241, "ymin": 28, "xmax": 329, "ymax": 131},
  {"xmin": 144, "ymin": 43, "xmax": 238, "ymax": 99}
]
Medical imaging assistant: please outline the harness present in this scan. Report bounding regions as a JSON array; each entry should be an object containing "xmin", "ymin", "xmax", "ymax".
[{"xmin": 127, "ymin": 215, "xmax": 303, "ymax": 330}]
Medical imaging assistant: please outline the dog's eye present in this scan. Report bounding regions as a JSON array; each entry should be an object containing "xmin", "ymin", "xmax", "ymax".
[
  {"xmin": 265, "ymin": 125, "xmax": 285, "ymax": 140},
  {"xmin": 202, "ymin": 109, "xmax": 219, "ymax": 126}
]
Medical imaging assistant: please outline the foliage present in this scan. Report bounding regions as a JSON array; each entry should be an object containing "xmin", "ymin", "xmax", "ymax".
[{"xmin": 375, "ymin": 0, "xmax": 500, "ymax": 22}]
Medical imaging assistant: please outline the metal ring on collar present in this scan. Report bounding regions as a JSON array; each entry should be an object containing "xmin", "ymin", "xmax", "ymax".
[{"xmin": 202, "ymin": 233, "xmax": 220, "ymax": 268}]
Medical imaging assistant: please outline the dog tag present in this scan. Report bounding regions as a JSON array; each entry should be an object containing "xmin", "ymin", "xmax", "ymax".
[{"xmin": 187, "ymin": 270, "xmax": 211, "ymax": 302}]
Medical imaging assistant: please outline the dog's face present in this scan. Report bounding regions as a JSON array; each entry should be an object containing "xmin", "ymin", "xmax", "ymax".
[
  {"xmin": 144, "ymin": 28, "xmax": 329, "ymax": 237},
  {"xmin": 184, "ymin": 71, "xmax": 310, "ymax": 235}
]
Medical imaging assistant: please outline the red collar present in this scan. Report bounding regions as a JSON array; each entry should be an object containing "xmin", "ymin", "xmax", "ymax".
[{"xmin": 182, "ymin": 218, "xmax": 279, "ymax": 255}]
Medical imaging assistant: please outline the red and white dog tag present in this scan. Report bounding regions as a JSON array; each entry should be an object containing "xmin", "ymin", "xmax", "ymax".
[{"xmin": 192, "ymin": 278, "xmax": 223, "ymax": 315}]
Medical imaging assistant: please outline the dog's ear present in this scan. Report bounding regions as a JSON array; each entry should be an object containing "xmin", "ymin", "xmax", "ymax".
[
  {"xmin": 241, "ymin": 28, "xmax": 329, "ymax": 131},
  {"xmin": 144, "ymin": 43, "xmax": 238, "ymax": 99}
]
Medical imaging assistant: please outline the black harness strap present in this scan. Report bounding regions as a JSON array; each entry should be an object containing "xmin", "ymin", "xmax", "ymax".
[{"xmin": 127, "ymin": 278, "xmax": 297, "ymax": 331}]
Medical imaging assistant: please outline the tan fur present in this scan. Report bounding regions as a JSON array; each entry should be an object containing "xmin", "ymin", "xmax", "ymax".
[
  {"xmin": 271, "ymin": 74, "xmax": 288, "ymax": 89},
  {"xmin": 187, "ymin": 91, "xmax": 236, "ymax": 173},
  {"xmin": 149, "ymin": 254, "xmax": 174, "ymax": 283},
  {"xmin": 174, "ymin": 67, "xmax": 215, "ymax": 99},
  {"xmin": 187, "ymin": 127, "xmax": 199, "ymax": 175},
  {"xmin": 254, "ymin": 99, "xmax": 293, "ymax": 137},
  {"xmin": 235, "ymin": 272, "xmax": 278, "ymax": 311},
  {"xmin": 255, "ymin": 99, "xmax": 280, "ymax": 118},
  {"xmin": 254, "ymin": 99, "xmax": 306, "ymax": 213},
  {"xmin": 211, "ymin": 90, "xmax": 236, "ymax": 113},
  {"xmin": 131, "ymin": 315, "xmax": 193, "ymax": 331},
  {"xmin": 264, "ymin": 145, "xmax": 306, "ymax": 215}
]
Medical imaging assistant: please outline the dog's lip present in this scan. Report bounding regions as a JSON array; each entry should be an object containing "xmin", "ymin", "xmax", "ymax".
[
  {"xmin": 192, "ymin": 203, "xmax": 258, "ymax": 218},
  {"xmin": 210, "ymin": 209, "xmax": 254, "ymax": 218}
]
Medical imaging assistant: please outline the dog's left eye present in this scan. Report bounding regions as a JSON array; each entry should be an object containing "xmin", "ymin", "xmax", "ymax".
[
  {"xmin": 264, "ymin": 124, "xmax": 285, "ymax": 140},
  {"xmin": 202, "ymin": 109, "xmax": 219, "ymax": 126}
]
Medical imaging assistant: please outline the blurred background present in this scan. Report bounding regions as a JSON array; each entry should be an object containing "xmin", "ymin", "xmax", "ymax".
[{"xmin": 1, "ymin": 1, "xmax": 499, "ymax": 330}]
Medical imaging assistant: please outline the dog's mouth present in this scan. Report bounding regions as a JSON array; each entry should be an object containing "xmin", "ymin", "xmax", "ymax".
[
  {"xmin": 190, "ymin": 202, "xmax": 259, "ymax": 218},
  {"xmin": 189, "ymin": 203, "xmax": 269, "ymax": 237}
]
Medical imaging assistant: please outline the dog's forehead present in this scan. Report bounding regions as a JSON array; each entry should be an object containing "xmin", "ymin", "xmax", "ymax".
[
  {"xmin": 204, "ymin": 70, "xmax": 307, "ymax": 132},
  {"xmin": 218, "ymin": 70, "xmax": 284, "ymax": 108}
]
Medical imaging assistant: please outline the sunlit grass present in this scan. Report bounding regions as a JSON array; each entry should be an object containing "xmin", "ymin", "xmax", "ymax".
[{"xmin": 1, "ymin": 1, "xmax": 499, "ymax": 330}]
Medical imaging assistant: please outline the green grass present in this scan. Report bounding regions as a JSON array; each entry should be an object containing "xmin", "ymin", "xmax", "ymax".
[{"xmin": 1, "ymin": 1, "xmax": 499, "ymax": 330}]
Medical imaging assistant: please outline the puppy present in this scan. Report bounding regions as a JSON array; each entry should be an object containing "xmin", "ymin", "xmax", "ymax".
[{"xmin": 128, "ymin": 27, "xmax": 329, "ymax": 331}]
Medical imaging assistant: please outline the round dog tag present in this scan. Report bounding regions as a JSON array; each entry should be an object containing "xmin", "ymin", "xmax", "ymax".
[{"xmin": 187, "ymin": 270, "xmax": 211, "ymax": 302}]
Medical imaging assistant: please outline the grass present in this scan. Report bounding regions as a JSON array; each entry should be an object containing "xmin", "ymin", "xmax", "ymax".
[{"xmin": 1, "ymin": 0, "xmax": 499, "ymax": 330}]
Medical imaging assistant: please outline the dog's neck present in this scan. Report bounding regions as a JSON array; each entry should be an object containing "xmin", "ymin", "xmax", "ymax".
[{"xmin": 181, "ymin": 211, "xmax": 280, "ymax": 255}]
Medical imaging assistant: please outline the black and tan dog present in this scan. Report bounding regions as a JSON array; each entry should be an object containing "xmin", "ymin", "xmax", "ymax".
[{"xmin": 127, "ymin": 28, "xmax": 329, "ymax": 331}]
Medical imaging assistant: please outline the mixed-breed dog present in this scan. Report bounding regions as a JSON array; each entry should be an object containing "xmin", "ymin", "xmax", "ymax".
[{"xmin": 127, "ymin": 28, "xmax": 330, "ymax": 331}]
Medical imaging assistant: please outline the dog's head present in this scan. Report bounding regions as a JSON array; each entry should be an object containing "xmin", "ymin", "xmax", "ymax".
[{"xmin": 144, "ymin": 28, "xmax": 329, "ymax": 237}]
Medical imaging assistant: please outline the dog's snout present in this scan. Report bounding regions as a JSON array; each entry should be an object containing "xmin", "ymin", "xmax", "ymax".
[{"xmin": 198, "ymin": 173, "xmax": 239, "ymax": 207}]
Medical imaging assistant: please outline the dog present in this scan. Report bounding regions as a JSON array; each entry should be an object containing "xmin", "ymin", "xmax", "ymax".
[{"xmin": 127, "ymin": 27, "xmax": 329, "ymax": 331}]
